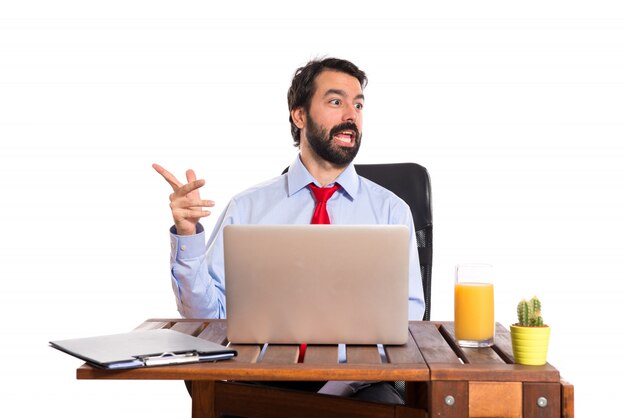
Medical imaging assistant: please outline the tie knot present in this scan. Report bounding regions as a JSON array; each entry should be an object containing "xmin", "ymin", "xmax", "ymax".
[{"xmin": 308, "ymin": 183, "xmax": 340, "ymax": 203}]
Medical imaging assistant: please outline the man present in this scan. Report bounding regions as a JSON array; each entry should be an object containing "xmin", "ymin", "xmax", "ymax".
[{"xmin": 154, "ymin": 57, "xmax": 425, "ymax": 403}]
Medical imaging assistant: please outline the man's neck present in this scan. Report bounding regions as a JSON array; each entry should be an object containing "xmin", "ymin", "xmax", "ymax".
[{"xmin": 299, "ymin": 149, "xmax": 348, "ymax": 187}]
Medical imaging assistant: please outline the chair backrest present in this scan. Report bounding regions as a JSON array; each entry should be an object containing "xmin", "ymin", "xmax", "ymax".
[
  {"xmin": 282, "ymin": 163, "xmax": 433, "ymax": 320},
  {"xmin": 354, "ymin": 163, "xmax": 433, "ymax": 320}
]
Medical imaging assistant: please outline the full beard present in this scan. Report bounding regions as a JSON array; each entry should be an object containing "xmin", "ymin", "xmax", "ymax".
[{"xmin": 305, "ymin": 113, "xmax": 361, "ymax": 166}]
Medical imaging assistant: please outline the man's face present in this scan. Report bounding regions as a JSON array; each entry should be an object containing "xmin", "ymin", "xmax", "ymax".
[{"xmin": 302, "ymin": 70, "xmax": 364, "ymax": 166}]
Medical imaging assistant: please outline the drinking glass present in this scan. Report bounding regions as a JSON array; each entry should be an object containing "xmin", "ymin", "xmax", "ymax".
[{"xmin": 454, "ymin": 263, "xmax": 494, "ymax": 347}]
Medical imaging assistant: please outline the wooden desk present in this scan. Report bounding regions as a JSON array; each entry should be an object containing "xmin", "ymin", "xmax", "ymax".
[{"xmin": 77, "ymin": 319, "xmax": 574, "ymax": 418}]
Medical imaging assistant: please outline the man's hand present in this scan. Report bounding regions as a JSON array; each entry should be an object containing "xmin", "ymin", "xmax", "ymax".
[{"xmin": 152, "ymin": 163, "xmax": 215, "ymax": 236}]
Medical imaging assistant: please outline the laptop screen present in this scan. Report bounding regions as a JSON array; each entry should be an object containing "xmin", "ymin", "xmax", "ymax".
[{"xmin": 224, "ymin": 224, "xmax": 409, "ymax": 345}]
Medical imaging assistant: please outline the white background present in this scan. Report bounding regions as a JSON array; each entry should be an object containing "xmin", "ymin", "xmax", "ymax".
[{"xmin": 1, "ymin": 1, "xmax": 624, "ymax": 416}]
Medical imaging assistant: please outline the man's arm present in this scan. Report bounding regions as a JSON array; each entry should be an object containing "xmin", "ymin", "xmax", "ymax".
[
  {"xmin": 407, "ymin": 225, "xmax": 426, "ymax": 320},
  {"xmin": 169, "ymin": 220, "xmax": 228, "ymax": 319},
  {"xmin": 392, "ymin": 200, "xmax": 425, "ymax": 320},
  {"xmin": 154, "ymin": 163, "xmax": 226, "ymax": 318}
]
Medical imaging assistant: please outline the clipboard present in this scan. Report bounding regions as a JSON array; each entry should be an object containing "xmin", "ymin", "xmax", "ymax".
[{"xmin": 49, "ymin": 329, "xmax": 237, "ymax": 369}]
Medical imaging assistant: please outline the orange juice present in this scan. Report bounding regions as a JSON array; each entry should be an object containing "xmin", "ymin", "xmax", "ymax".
[{"xmin": 454, "ymin": 282, "xmax": 494, "ymax": 343}]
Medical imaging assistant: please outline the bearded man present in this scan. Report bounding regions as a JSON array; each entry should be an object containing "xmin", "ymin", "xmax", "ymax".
[{"xmin": 153, "ymin": 57, "xmax": 424, "ymax": 404}]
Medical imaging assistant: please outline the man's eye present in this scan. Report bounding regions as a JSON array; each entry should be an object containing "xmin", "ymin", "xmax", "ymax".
[
  {"xmin": 355, "ymin": 103, "xmax": 364, "ymax": 110},
  {"xmin": 329, "ymin": 99, "xmax": 341, "ymax": 106}
]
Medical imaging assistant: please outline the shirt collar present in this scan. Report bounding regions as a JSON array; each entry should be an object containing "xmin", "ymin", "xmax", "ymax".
[{"xmin": 287, "ymin": 155, "xmax": 358, "ymax": 200}]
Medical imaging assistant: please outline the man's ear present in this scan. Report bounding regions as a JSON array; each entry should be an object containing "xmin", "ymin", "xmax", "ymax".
[{"xmin": 291, "ymin": 107, "xmax": 306, "ymax": 130}]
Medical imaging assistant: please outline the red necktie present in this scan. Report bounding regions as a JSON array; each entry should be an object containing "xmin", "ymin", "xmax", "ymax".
[
  {"xmin": 309, "ymin": 183, "xmax": 340, "ymax": 224},
  {"xmin": 298, "ymin": 183, "xmax": 340, "ymax": 362}
]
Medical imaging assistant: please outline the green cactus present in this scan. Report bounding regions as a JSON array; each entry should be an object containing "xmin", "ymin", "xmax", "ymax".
[{"xmin": 516, "ymin": 296, "xmax": 545, "ymax": 327}]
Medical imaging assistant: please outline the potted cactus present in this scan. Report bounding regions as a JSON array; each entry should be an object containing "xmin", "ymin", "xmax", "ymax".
[{"xmin": 509, "ymin": 296, "xmax": 551, "ymax": 365}]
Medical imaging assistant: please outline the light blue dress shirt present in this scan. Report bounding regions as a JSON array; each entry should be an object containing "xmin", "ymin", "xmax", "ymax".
[{"xmin": 169, "ymin": 156, "xmax": 425, "ymax": 320}]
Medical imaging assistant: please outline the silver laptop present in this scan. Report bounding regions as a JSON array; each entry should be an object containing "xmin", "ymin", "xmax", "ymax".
[{"xmin": 224, "ymin": 224, "xmax": 409, "ymax": 345}]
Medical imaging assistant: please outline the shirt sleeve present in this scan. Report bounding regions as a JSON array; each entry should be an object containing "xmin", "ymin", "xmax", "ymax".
[
  {"xmin": 391, "ymin": 200, "xmax": 426, "ymax": 320},
  {"xmin": 169, "ymin": 201, "xmax": 236, "ymax": 319}
]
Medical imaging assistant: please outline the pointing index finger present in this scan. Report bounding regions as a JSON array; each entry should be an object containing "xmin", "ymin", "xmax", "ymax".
[{"xmin": 152, "ymin": 163, "xmax": 183, "ymax": 190}]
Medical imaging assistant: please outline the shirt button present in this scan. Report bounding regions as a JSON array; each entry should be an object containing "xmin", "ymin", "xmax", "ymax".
[{"xmin": 180, "ymin": 245, "xmax": 187, "ymax": 251}]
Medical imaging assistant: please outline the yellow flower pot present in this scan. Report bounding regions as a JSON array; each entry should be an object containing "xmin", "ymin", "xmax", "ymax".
[{"xmin": 510, "ymin": 325, "xmax": 551, "ymax": 366}]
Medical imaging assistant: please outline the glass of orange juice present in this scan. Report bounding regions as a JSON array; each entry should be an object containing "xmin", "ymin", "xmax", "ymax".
[{"xmin": 454, "ymin": 263, "xmax": 494, "ymax": 347}]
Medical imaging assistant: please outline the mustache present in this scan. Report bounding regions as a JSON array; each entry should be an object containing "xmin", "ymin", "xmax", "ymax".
[{"xmin": 329, "ymin": 122, "xmax": 360, "ymax": 139}]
